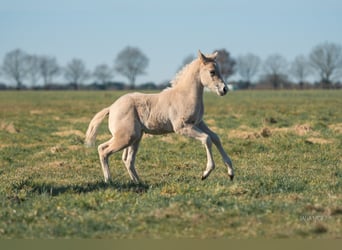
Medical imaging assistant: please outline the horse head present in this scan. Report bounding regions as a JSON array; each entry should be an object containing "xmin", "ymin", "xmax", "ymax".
[{"xmin": 198, "ymin": 50, "xmax": 228, "ymax": 96}]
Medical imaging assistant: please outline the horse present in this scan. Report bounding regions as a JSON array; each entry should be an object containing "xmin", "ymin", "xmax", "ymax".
[{"xmin": 85, "ymin": 50, "xmax": 234, "ymax": 184}]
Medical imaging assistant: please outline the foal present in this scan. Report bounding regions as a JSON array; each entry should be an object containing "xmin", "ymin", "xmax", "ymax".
[{"xmin": 85, "ymin": 51, "xmax": 234, "ymax": 183}]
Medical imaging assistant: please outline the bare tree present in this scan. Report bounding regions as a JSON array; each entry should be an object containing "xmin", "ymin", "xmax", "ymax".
[
  {"xmin": 263, "ymin": 54, "xmax": 288, "ymax": 89},
  {"xmin": 40, "ymin": 56, "xmax": 60, "ymax": 86},
  {"xmin": 2, "ymin": 49, "xmax": 28, "ymax": 89},
  {"xmin": 26, "ymin": 54, "xmax": 41, "ymax": 87},
  {"xmin": 237, "ymin": 53, "xmax": 261, "ymax": 87},
  {"xmin": 290, "ymin": 55, "xmax": 311, "ymax": 89},
  {"xmin": 215, "ymin": 49, "xmax": 236, "ymax": 82},
  {"xmin": 64, "ymin": 58, "xmax": 90, "ymax": 89},
  {"xmin": 309, "ymin": 42, "xmax": 342, "ymax": 87},
  {"xmin": 115, "ymin": 46, "xmax": 149, "ymax": 88},
  {"xmin": 93, "ymin": 64, "xmax": 114, "ymax": 85}
]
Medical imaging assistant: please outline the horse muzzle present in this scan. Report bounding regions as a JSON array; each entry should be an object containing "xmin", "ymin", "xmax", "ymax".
[{"xmin": 216, "ymin": 85, "xmax": 228, "ymax": 96}]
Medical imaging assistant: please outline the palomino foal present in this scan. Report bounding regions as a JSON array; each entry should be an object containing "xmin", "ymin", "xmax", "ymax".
[{"xmin": 85, "ymin": 51, "xmax": 234, "ymax": 183}]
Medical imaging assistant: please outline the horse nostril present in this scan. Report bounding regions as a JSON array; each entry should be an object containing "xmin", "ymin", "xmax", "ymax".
[{"xmin": 223, "ymin": 86, "xmax": 227, "ymax": 94}]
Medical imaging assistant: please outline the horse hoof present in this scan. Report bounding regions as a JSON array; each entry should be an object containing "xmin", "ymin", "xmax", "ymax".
[
  {"xmin": 229, "ymin": 175, "xmax": 234, "ymax": 181},
  {"xmin": 201, "ymin": 175, "xmax": 207, "ymax": 180}
]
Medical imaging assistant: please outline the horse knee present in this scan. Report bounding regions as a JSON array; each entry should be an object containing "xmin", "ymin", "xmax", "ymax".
[
  {"xmin": 98, "ymin": 137, "xmax": 128, "ymax": 160},
  {"xmin": 98, "ymin": 143, "xmax": 107, "ymax": 158}
]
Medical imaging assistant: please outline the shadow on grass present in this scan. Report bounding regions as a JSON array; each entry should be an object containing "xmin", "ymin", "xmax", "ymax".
[
  {"xmin": 9, "ymin": 178, "xmax": 150, "ymax": 201},
  {"xmin": 41, "ymin": 182, "xmax": 149, "ymax": 196},
  {"xmin": 37, "ymin": 181, "xmax": 150, "ymax": 196}
]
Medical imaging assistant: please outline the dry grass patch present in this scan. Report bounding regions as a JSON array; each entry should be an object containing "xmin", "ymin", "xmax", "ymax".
[
  {"xmin": 228, "ymin": 123, "xmax": 321, "ymax": 140},
  {"xmin": 0, "ymin": 121, "xmax": 19, "ymax": 134},
  {"xmin": 53, "ymin": 129, "xmax": 84, "ymax": 137},
  {"xmin": 329, "ymin": 123, "xmax": 342, "ymax": 134},
  {"xmin": 305, "ymin": 137, "xmax": 334, "ymax": 145}
]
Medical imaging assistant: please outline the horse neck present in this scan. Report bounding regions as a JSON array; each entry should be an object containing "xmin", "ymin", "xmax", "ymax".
[{"xmin": 173, "ymin": 60, "xmax": 204, "ymax": 100}]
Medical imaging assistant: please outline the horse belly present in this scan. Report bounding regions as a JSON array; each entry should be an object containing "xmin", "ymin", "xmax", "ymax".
[{"xmin": 142, "ymin": 117, "xmax": 174, "ymax": 134}]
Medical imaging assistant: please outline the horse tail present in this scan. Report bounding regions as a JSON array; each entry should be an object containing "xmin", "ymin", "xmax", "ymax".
[{"xmin": 85, "ymin": 107, "xmax": 110, "ymax": 147}]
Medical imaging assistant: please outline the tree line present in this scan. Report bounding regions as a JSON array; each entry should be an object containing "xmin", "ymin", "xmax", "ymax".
[
  {"xmin": 1, "ymin": 42, "xmax": 342, "ymax": 90},
  {"xmin": 0, "ymin": 46, "xmax": 151, "ymax": 90}
]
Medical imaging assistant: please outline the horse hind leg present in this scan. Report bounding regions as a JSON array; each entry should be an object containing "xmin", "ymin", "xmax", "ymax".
[
  {"xmin": 122, "ymin": 148, "xmax": 128, "ymax": 163},
  {"xmin": 98, "ymin": 134, "xmax": 135, "ymax": 183},
  {"xmin": 122, "ymin": 137, "xmax": 142, "ymax": 184},
  {"xmin": 98, "ymin": 138, "xmax": 114, "ymax": 183}
]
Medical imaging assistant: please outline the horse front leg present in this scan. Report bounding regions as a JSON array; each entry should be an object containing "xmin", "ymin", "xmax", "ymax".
[
  {"xmin": 175, "ymin": 125, "xmax": 215, "ymax": 180},
  {"xmin": 198, "ymin": 121, "xmax": 234, "ymax": 180}
]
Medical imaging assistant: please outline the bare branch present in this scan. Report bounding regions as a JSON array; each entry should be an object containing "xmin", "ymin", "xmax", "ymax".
[
  {"xmin": 93, "ymin": 64, "xmax": 114, "ymax": 85},
  {"xmin": 2, "ymin": 49, "xmax": 28, "ymax": 89},
  {"xmin": 309, "ymin": 42, "xmax": 342, "ymax": 84},
  {"xmin": 237, "ymin": 53, "xmax": 261, "ymax": 83},
  {"xmin": 115, "ymin": 46, "xmax": 149, "ymax": 88},
  {"xmin": 39, "ymin": 56, "xmax": 60, "ymax": 86},
  {"xmin": 290, "ymin": 55, "xmax": 311, "ymax": 87},
  {"xmin": 64, "ymin": 58, "xmax": 90, "ymax": 89}
]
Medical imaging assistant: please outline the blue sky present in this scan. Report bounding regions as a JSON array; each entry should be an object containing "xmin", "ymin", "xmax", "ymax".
[{"xmin": 1, "ymin": 0, "xmax": 342, "ymax": 84}]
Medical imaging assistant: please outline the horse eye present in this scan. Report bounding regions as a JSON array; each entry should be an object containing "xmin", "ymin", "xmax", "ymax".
[{"xmin": 210, "ymin": 70, "xmax": 215, "ymax": 77}]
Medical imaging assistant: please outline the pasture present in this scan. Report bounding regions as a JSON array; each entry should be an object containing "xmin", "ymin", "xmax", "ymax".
[{"xmin": 0, "ymin": 90, "xmax": 341, "ymax": 239}]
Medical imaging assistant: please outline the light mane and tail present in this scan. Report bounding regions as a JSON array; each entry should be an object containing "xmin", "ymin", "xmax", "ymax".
[{"xmin": 85, "ymin": 107, "xmax": 110, "ymax": 147}]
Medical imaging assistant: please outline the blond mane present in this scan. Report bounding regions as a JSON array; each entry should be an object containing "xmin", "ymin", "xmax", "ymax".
[{"xmin": 170, "ymin": 58, "xmax": 198, "ymax": 87}]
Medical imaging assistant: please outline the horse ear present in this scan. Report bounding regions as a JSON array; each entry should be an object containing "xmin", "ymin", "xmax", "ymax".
[
  {"xmin": 212, "ymin": 51, "xmax": 218, "ymax": 59},
  {"xmin": 198, "ymin": 50, "xmax": 208, "ymax": 64}
]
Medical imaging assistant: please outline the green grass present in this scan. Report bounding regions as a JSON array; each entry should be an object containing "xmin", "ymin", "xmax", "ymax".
[{"xmin": 0, "ymin": 90, "xmax": 341, "ymax": 238}]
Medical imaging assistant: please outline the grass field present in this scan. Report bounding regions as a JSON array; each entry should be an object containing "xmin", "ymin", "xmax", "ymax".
[{"xmin": 0, "ymin": 90, "xmax": 341, "ymax": 239}]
